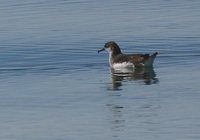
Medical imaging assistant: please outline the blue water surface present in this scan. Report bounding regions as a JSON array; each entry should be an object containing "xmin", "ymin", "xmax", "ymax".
[{"xmin": 0, "ymin": 0, "xmax": 200, "ymax": 140}]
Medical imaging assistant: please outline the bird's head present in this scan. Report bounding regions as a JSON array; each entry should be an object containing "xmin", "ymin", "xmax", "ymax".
[{"xmin": 98, "ymin": 41, "xmax": 122, "ymax": 55}]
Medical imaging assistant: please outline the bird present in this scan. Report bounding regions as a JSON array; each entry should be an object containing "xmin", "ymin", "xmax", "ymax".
[{"xmin": 98, "ymin": 41, "xmax": 158, "ymax": 69}]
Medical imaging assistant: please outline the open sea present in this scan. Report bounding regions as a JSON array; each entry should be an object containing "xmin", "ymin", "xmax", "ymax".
[{"xmin": 0, "ymin": 0, "xmax": 200, "ymax": 140}]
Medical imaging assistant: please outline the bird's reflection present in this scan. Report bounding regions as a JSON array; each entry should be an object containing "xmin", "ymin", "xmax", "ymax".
[
  {"xmin": 110, "ymin": 67, "xmax": 159, "ymax": 90},
  {"xmin": 106, "ymin": 103, "xmax": 125, "ymax": 133}
]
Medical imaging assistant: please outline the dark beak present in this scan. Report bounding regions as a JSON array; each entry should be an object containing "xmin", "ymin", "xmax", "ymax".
[{"xmin": 98, "ymin": 48, "xmax": 105, "ymax": 53}]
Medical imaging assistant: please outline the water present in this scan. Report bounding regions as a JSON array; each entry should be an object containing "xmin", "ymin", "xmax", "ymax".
[{"xmin": 0, "ymin": 0, "xmax": 200, "ymax": 139}]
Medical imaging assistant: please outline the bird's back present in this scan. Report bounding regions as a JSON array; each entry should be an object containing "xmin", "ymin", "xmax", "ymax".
[{"xmin": 112, "ymin": 53, "xmax": 150, "ymax": 67}]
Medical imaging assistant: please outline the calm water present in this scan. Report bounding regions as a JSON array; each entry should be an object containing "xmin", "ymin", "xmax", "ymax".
[{"xmin": 0, "ymin": 0, "xmax": 200, "ymax": 140}]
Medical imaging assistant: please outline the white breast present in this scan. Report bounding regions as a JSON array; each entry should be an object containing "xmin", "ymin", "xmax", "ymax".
[
  {"xmin": 112, "ymin": 62, "xmax": 134, "ymax": 69},
  {"xmin": 111, "ymin": 62, "xmax": 135, "ymax": 73}
]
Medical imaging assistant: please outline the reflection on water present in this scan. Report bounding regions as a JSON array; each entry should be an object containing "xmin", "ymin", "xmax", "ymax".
[
  {"xmin": 0, "ymin": 0, "xmax": 200, "ymax": 139},
  {"xmin": 106, "ymin": 89, "xmax": 161, "ymax": 138},
  {"xmin": 106, "ymin": 103, "xmax": 125, "ymax": 134},
  {"xmin": 110, "ymin": 67, "xmax": 159, "ymax": 90}
]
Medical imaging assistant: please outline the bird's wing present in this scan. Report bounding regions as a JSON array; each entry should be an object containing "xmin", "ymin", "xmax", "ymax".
[
  {"xmin": 114, "ymin": 54, "xmax": 150, "ymax": 66},
  {"xmin": 129, "ymin": 54, "xmax": 150, "ymax": 66}
]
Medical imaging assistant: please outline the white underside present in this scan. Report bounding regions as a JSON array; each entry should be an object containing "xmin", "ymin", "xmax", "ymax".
[
  {"xmin": 108, "ymin": 51, "xmax": 156, "ymax": 73},
  {"xmin": 112, "ymin": 62, "xmax": 134, "ymax": 69},
  {"xmin": 110, "ymin": 55, "xmax": 156, "ymax": 70},
  {"xmin": 111, "ymin": 62, "xmax": 134, "ymax": 73}
]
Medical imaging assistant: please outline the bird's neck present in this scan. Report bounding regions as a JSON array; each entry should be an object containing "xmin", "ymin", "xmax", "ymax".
[
  {"xmin": 108, "ymin": 51, "xmax": 121, "ymax": 67},
  {"xmin": 108, "ymin": 52, "xmax": 113, "ymax": 67}
]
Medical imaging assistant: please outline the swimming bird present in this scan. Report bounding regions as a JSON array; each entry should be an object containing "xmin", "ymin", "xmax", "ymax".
[{"xmin": 98, "ymin": 41, "xmax": 158, "ymax": 69}]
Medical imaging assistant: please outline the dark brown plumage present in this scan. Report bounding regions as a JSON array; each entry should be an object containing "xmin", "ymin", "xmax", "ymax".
[{"xmin": 98, "ymin": 41, "xmax": 158, "ymax": 68}]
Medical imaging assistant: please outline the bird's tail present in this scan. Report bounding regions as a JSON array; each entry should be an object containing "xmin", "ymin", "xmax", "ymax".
[{"xmin": 145, "ymin": 52, "xmax": 158, "ymax": 67}]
